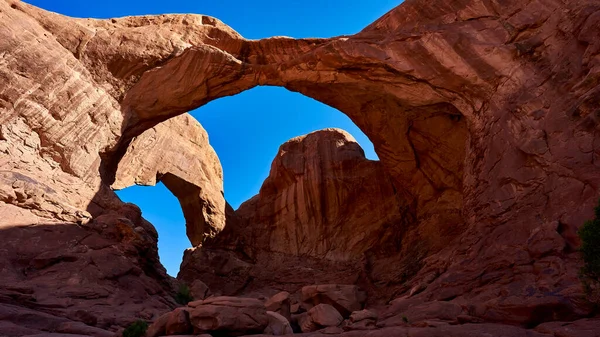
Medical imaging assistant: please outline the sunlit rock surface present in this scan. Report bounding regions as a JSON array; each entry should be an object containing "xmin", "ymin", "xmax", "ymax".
[{"xmin": 1, "ymin": 0, "xmax": 600, "ymax": 334}]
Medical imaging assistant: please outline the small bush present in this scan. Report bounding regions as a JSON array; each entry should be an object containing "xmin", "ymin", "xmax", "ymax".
[
  {"xmin": 175, "ymin": 284, "xmax": 194, "ymax": 305},
  {"xmin": 123, "ymin": 320, "xmax": 148, "ymax": 337},
  {"xmin": 578, "ymin": 198, "xmax": 600, "ymax": 303}
]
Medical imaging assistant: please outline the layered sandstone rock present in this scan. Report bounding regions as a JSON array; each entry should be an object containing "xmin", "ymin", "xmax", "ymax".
[
  {"xmin": 147, "ymin": 297, "xmax": 271, "ymax": 336},
  {"xmin": 178, "ymin": 130, "xmax": 409, "ymax": 299},
  {"xmin": 0, "ymin": 0, "xmax": 232, "ymax": 331},
  {"xmin": 114, "ymin": 114, "xmax": 225, "ymax": 246},
  {"xmin": 189, "ymin": 297, "xmax": 269, "ymax": 335},
  {"xmin": 176, "ymin": 0, "xmax": 600, "ymax": 327},
  {"xmin": 344, "ymin": 309, "xmax": 378, "ymax": 331},
  {"xmin": 235, "ymin": 129, "xmax": 406, "ymax": 261},
  {"xmin": 1, "ymin": 0, "xmax": 600, "ymax": 335},
  {"xmin": 0, "ymin": 199, "xmax": 174, "ymax": 332}
]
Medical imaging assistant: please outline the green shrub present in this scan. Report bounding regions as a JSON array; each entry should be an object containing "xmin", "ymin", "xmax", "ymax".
[
  {"xmin": 123, "ymin": 320, "xmax": 148, "ymax": 337},
  {"xmin": 174, "ymin": 284, "xmax": 194, "ymax": 305},
  {"xmin": 578, "ymin": 198, "xmax": 600, "ymax": 303}
]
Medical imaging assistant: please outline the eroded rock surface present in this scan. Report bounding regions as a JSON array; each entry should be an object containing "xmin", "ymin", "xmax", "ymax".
[
  {"xmin": 1, "ymin": 0, "xmax": 600, "ymax": 334},
  {"xmin": 234, "ymin": 129, "xmax": 406, "ymax": 261},
  {"xmin": 114, "ymin": 114, "xmax": 225, "ymax": 246},
  {"xmin": 176, "ymin": 0, "xmax": 600, "ymax": 327},
  {"xmin": 178, "ymin": 130, "xmax": 408, "ymax": 300}
]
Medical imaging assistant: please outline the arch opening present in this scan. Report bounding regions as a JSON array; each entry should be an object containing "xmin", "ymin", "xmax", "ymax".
[
  {"xmin": 103, "ymin": 23, "xmax": 472, "ymax": 286},
  {"xmin": 192, "ymin": 86, "xmax": 379, "ymax": 209},
  {"xmin": 115, "ymin": 182, "xmax": 186, "ymax": 277},
  {"xmin": 114, "ymin": 86, "xmax": 386, "ymax": 276}
]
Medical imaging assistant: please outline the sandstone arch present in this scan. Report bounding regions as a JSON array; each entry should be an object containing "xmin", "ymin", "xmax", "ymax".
[
  {"xmin": 113, "ymin": 114, "xmax": 226, "ymax": 246},
  {"xmin": 2, "ymin": 0, "xmax": 600, "ymax": 328}
]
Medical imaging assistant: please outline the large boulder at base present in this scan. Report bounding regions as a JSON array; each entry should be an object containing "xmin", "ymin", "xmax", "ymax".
[
  {"xmin": 146, "ymin": 312, "xmax": 171, "ymax": 337},
  {"xmin": 188, "ymin": 297, "xmax": 268, "ymax": 336},
  {"xmin": 302, "ymin": 285, "xmax": 367, "ymax": 317},
  {"xmin": 310, "ymin": 304, "xmax": 344, "ymax": 328},
  {"xmin": 165, "ymin": 308, "xmax": 192, "ymax": 335},
  {"xmin": 298, "ymin": 304, "xmax": 344, "ymax": 333}
]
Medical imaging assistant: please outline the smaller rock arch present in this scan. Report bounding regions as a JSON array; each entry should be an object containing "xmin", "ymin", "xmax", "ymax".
[{"xmin": 113, "ymin": 114, "xmax": 226, "ymax": 246}]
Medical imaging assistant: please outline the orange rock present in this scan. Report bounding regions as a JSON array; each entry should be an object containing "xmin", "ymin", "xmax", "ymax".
[
  {"xmin": 114, "ymin": 114, "xmax": 225, "ymax": 247},
  {"xmin": 2, "ymin": 0, "xmax": 600, "ymax": 333},
  {"xmin": 235, "ymin": 129, "xmax": 405, "ymax": 261}
]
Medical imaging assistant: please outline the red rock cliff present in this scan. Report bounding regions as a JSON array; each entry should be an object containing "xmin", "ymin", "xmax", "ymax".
[{"xmin": 0, "ymin": 0, "xmax": 599, "ymax": 334}]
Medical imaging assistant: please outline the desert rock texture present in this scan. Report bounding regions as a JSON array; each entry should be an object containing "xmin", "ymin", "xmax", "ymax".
[{"xmin": 1, "ymin": 0, "xmax": 600, "ymax": 335}]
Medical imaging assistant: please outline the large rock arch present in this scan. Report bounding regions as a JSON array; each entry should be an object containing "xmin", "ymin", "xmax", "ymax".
[{"xmin": 1, "ymin": 0, "xmax": 600, "ymax": 329}]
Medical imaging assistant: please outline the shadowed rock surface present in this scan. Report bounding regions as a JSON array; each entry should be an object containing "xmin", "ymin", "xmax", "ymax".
[{"xmin": 1, "ymin": 0, "xmax": 600, "ymax": 335}]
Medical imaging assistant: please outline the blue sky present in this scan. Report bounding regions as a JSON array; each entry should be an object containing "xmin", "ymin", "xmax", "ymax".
[{"xmin": 26, "ymin": 0, "xmax": 400, "ymax": 275}]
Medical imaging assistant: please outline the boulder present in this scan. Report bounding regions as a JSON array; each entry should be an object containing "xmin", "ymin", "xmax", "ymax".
[
  {"xmin": 350, "ymin": 309, "xmax": 378, "ymax": 322},
  {"xmin": 263, "ymin": 311, "xmax": 293, "ymax": 336},
  {"xmin": 535, "ymin": 318, "xmax": 600, "ymax": 337},
  {"xmin": 302, "ymin": 285, "xmax": 366, "ymax": 317},
  {"xmin": 310, "ymin": 304, "xmax": 344, "ymax": 327},
  {"xmin": 188, "ymin": 297, "xmax": 268, "ymax": 336},
  {"xmin": 189, "ymin": 280, "xmax": 210, "ymax": 301},
  {"xmin": 298, "ymin": 304, "xmax": 344, "ymax": 332},
  {"xmin": 265, "ymin": 292, "xmax": 291, "ymax": 321},
  {"xmin": 296, "ymin": 312, "xmax": 315, "ymax": 333},
  {"xmin": 165, "ymin": 308, "xmax": 192, "ymax": 335},
  {"xmin": 290, "ymin": 303, "xmax": 302, "ymax": 314},
  {"xmin": 146, "ymin": 312, "xmax": 170, "ymax": 337},
  {"xmin": 343, "ymin": 309, "xmax": 379, "ymax": 331}
]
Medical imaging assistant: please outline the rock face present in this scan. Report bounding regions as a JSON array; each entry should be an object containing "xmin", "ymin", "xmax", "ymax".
[
  {"xmin": 178, "ymin": 129, "xmax": 408, "ymax": 299},
  {"xmin": 178, "ymin": 0, "xmax": 600, "ymax": 327},
  {"xmin": 0, "ymin": 0, "xmax": 229, "ymax": 331},
  {"xmin": 235, "ymin": 129, "xmax": 406, "ymax": 261},
  {"xmin": 114, "ymin": 113, "xmax": 225, "ymax": 246},
  {"xmin": 0, "ymin": 192, "xmax": 174, "ymax": 332},
  {"xmin": 1, "ymin": 0, "xmax": 600, "ymax": 335}
]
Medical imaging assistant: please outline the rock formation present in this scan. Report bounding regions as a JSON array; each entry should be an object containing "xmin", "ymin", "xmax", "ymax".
[
  {"xmin": 178, "ymin": 129, "xmax": 411, "ymax": 299},
  {"xmin": 236, "ymin": 129, "xmax": 405, "ymax": 262},
  {"xmin": 114, "ymin": 114, "xmax": 225, "ymax": 246},
  {"xmin": 1, "ymin": 0, "xmax": 600, "ymax": 335}
]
